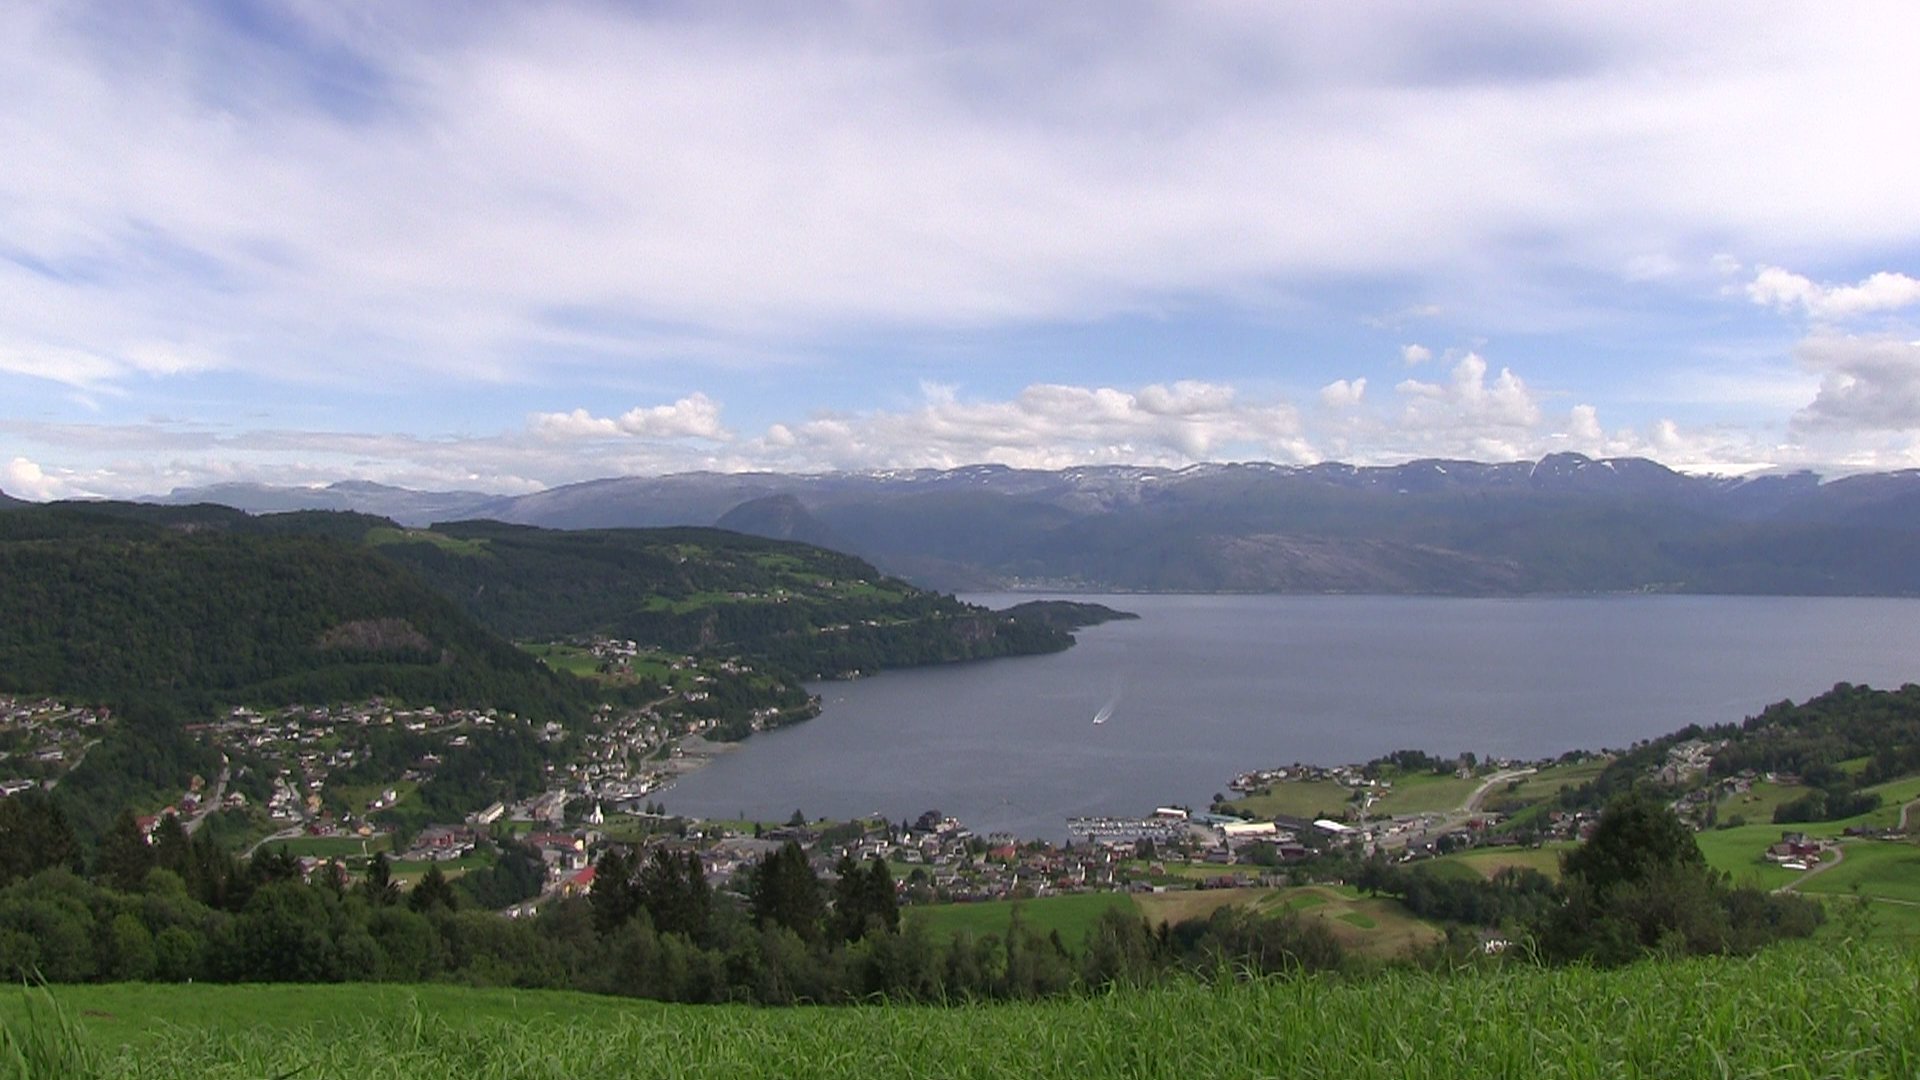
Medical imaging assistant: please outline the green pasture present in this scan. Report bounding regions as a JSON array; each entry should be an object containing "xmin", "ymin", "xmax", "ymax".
[
  {"xmin": 364, "ymin": 527, "xmax": 489, "ymax": 557},
  {"xmin": 1495, "ymin": 758, "xmax": 1609, "ymax": 802},
  {"xmin": 1221, "ymin": 779, "xmax": 1354, "ymax": 821},
  {"xmin": 14, "ymin": 941, "xmax": 1914, "ymax": 1078},
  {"xmin": 519, "ymin": 643, "xmax": 602, "ymax": 678},
  {"xmin": 1130, "ymin": 885, "xmax": 1441, "ymax": 959},
  {"xmin": 1693, "ymin": 823, "xmax": 1805, "ymax": 890},
  {"xmin": 905, "ymin": 892, "xmax": 1136, "ymax": 948},
  {"xmin": 1373, "ymin": 773, "xmax": 1480, "ymax": 816},
  {"xmin": 1429, "ymin": 844, "xmax": 1569, "ymax": 881},
  {"xmin": 263, "ymin": 834, "xmax": 390, "ymax": 859},
  {"xmin": 1799, "ymin": 838, "xmax": 1920, "ymax": 904},
  {"xmin": 1718, "ymin": 780, "xmax": 1815, "ymax": 824}
]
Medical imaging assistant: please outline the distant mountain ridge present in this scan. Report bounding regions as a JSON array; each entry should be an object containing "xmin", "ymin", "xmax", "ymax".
[
  {"xmin": 150, "ymin": 453, "xmax": 1920, "ymax": 595},
  {"xmin": 155, "ymin": 479, "xmax": 508, "ymax": 523}
]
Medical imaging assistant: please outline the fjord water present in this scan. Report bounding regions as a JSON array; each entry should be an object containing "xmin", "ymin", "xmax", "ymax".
[{"xmin": 661, "ymin": 595, "xmax": 1920, "ymax": 838}]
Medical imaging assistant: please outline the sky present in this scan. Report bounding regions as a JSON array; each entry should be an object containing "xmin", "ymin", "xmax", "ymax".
[{"xmin": 4, "ymin": 1, "xmax": 1920, "ymax": 500}]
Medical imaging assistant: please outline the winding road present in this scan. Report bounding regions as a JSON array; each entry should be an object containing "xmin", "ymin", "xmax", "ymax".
[{"xmin": 1463, "ymin": 768, "xmax": 1538, "ymax": 815}]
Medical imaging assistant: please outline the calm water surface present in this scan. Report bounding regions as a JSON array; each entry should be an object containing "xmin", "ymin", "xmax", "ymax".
[{"xmin": 661, "ymin": 595, "xmax": 1920, "ymax": 839}]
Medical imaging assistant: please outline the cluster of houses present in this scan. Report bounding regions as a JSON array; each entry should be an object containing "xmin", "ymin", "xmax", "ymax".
[
  {"xmin": 550, "ymin": 644, "xmax": 804, "ymax": 802},
  {"xmin": 191, "ymin": 701, "xmax": 524, "ymax": 825},
  {"xmin": 562, "ymin": 702, "xmax": 725, "ymax": 805},
  {"xmin": 132, "ymin": 770, "xmax": 247, "ymax": 840},
  {"xmin": 1230, "ymin": 762, "xmax": 1377, "ymax": 793},
  {"xmin": 1656, "ymin": 738, "xmax": 1725, "ymax": 787},
  {"xmin": 1765, "ymin": 832, "xmax": 1831, "ymax": 871},
  {"xmin": 482, "ymin": 809, "xmax": 1299, "ymax": 916},
  {"xmin": 0, "ymin": 695, "xmax": 107, "ymax": 787}
]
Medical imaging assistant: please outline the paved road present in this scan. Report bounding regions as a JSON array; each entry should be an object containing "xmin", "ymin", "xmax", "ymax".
[
  {"xmin": 1463, "ymin": 768, "xmax": 1538, "ymax": 815},
  {"xmin": 1426, "ymin": 767, "xmax": 1539, "ymax": 837},
  {"xmin": 183, "ymin": 756, "xmax": 231, "ymax": 835},
  {"xmin": 1369, "ymin": 768, "xmax": 1539, "ymax": 852},
  {"xmin": 246, "ymin": 824, "xmax": 306, "ymax": 858}
]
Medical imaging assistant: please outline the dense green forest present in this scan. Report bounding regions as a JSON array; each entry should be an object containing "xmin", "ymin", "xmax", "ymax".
[
  {"xmin": 0, "ymin": 501, "xmax": 1089, "ymax": 695},
  {"xmin": 0, "ymin": 506, "xmax": 589, "ymax": 722}
]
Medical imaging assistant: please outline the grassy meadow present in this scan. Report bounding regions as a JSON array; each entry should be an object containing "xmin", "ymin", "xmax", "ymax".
[
  {"xmin": 907, "ymin": 885, "xmax": 1444, "ymax": 961},
  {"xmin": 1371, "ymin": 772, "xmax": 1481, "ymax": 816},
  {"xmin": 1427, "ymin": 844, "xmax": 1569, "ymax": 881},
  {"xmin": 904, "ymin": 892, "xmax": 1135, "ymax": 948},
  {"xmin": 1219, "ymin": 778, "xmax": 1353, "ymax": 820},
  {"xmin": 4, "ymin": 941, "xmax": 1916, "ymax": 1078}
]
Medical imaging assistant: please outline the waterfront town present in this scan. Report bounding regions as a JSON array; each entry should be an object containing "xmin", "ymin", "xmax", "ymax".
[{"xmin": 5, "ymin": 686, "xmax": 1874, "ymax": 917}]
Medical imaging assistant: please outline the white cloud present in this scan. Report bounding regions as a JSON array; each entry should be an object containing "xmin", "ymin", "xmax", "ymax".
[
  {"xmin": 1400, "ymin": 344, "xmax": 1432, "ymax": 366},
  {"xmin": 1397, "ymin": 353, "xmax": 1541, "ymax": 428},
  {"xmin": 527, "ymin": 409, "xmax": 619, "ymax": 439},
  {"xmin": 1552, "ymin": 404, "xmax": 1662, "ymax": 461},
  {"xmin": 0, "ymin": 343, "xmax": 127, "ymax": 388},
  {"xmin": 1792, "ymin": 335, "xmax": 1920, "ymax": 433},
  {"xmin": 3, "ymin": 457, "xmax": 57, "ymax": 500},
  {"xmin": 1748, "ymin": 266, "xmax": 1920, "ymax": 320},
  {"xmin": 1320, "ymin": 378, "xmax": 1367, "ymax": 407},
  {"xmin": 749, "ymin": 381, "xmax": 1312, "ymax": 469},
  {"xmin": 1567, "ymin": 404, "xmax": 1604, "ymax": 443},
  {"xmin": 2, "ymin": 5, "xmax": 1918, "ymax": 397},
  {"xmin": 530, "ymin": 394, "xmax": 729, "ymax": 441}
]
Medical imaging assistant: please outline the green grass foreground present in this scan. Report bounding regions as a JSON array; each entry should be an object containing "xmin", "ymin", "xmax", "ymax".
[{"xmin": 4, "ymin": 941, "xmax": 1917, "ymax": 1078}]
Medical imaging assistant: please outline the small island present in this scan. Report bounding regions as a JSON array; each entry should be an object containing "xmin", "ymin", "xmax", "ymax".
[{"xmin": 996, "ymin": 599, "xmax": 1140, "ymax": 632}]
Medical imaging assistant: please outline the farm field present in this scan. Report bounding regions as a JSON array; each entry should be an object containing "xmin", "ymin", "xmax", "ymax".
[
  {"xmin": 908, "ymin": 884, "xmax": 1440, "ymax": 960},
  {"xmin": 1130, "ymin": 884, "xmax": 1441, "ymax": 959},
  {"xmin": 904, "ymin": 892, "xmax": 1136, "ymax": 948},
  {"xmin": 5, "ymin": 942, "xmax": 1915, "ymax": 1078},
  {"xmin": 1694, "ymin": 823, "xmax": 1809, "ymax": 890},
  {"xmin": 1799, "ymin": 839, "xmax": 1920, "ymax": 904},
  {"xmin": 1427, "ymin": 844, "xmax": 1569, "ymax": 881},
  {"xmin": 265, "ymin": 834, "xmax": 391, "ymax": 859},
  {"xmin": 364, "ymin": 526, "xmax": 490, "ymax": 557},
  {"xmin": 1483, "ymin": 758, "xmax": 1609, "ymax": 807},
  {"xmin": 519, "ymin": 642, "xmax": 675, "ymax": 685},
  {"xmin": 1220, "ymin": 779, "xmax": 1354, "ymax": 820},
  {"xmin": 1371, "ymin": 773, "xmax": 1480, "ymax": 816},
  {"xmin": 1717, "ymin": 780, "xmax": 1814, "ymax": 825}
]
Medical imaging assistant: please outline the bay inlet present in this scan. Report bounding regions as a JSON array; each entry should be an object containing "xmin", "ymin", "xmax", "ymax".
[{"xmin": 658, "ymin": 594, "xmax": 1920, "ymax": 839}]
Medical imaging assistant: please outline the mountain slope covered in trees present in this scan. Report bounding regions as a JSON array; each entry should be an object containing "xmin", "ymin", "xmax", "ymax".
[
  {"xmin": 0, "ymin": 502, "xmax": 590, "ymax": 721},
  {"xmin": 0, "ymin": 502, "xmax": 1101, "ymax": 702},
  {"xmin": 365, "ymin": 520, "xmax": 1081, "ymax": 677}
]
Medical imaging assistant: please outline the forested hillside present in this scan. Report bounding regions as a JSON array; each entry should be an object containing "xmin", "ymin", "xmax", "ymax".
[
  {"xmin": 0, "ymin": 502, "xmax": 1090, "ymax": 694},
  {"xmin": 368, "ymin": 521, "xmax": 1079, "ymax": 677},
  {"xmin": 0, "ymin": 503, "xmax": 589, "ymax": 721}
]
